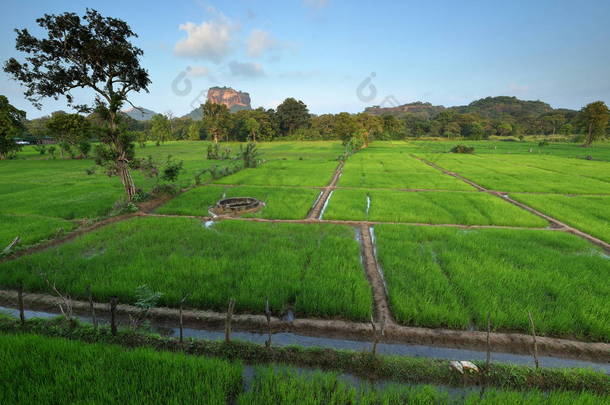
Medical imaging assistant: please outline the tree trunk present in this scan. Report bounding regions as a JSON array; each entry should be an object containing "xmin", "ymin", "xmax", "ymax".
[
  {"xmin": 583, "ymin": 123, "xmax": 593, "ymax": 147},
  {"xmin": 117, "ymin": 158, "xmax": 137, "ymax": 200}
]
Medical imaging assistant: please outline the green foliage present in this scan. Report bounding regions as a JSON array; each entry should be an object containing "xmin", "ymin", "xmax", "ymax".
[
  {"xmin": 45, "ymin": 112, "xmax": 91, "ymax": 157},
  {"xmin": 150, "ymin": 114, "xmax": 170, "ymax": 144},
  {"xmin": 202, "ymin": 101, "xmax": 231, "ymax": 143},
  {"xmin": 207, "ymin": 143, "xmax": 232, "ymax": 160},
  {"xmin": 160, "ymin": 155, "xmax": 184, "ymax": 182},
  {"xmin": 579, "ymin": 101, "xmax": 609, "ymax": 146},
  {"xmin": 0, "ymin": 95, "xmax": 25, "ymax": 160},
  {"xmin": 239, "ymin": 142, "xmax": 262, "ymax": 168},
  {"xmin": 450, "ymin": 144, "xmax": 475, "ymax": 153},
  {"xmin": 276, "ymin": 97, "xmax": 310, "ymax": 136}
]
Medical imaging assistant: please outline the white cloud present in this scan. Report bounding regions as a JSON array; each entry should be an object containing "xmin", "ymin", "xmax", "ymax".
[
  {"xmin": 229, "ymin": 61, "xmax": 266, "ymax": 78},
  {"xmin": 174, "ymin": 15, "xmax": 236, "ymax": 63},
  {"xmin": 247, "ymin": 29, "xmax": 279, "ymax": 58}
]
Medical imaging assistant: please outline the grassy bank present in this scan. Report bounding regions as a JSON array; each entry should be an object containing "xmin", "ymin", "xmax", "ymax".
[{"xmin": 0, "ymin": 316, "xmax": 607, "ymax": 397}]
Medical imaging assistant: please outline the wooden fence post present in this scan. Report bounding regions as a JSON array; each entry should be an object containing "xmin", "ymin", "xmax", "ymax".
[
  {"xmin": 264, "ymin": 298, "xmax": 272, "ymax": 348},
  {"xmin": 528, "ymin": 312, "xmax": 539, "ymax": 369},
  {"xmin": 486, "ymin": 312, "xmax": 491, "ymax": 370},
  {"xmin": 225, "ymin": 298, "xmax": 235, "ymax": 343},
  {"xmin": 110, "ymin": 297, "xmax": 118, "ymax": 336},
  {"xmin": 17, "ymin": 285, "xmax": 25, "ymax": 325},
  {"xmin": 87, "ymin": 285, "xmax": 97, "ymax": 329},
  {"xmin": 179, "ymin": 296, "xmax": 187, "ymax": 344}
]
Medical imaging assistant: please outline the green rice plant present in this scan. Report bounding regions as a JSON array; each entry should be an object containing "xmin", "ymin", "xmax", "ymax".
[
  {"xmin": 0, "ymin": 217, "xmax": 372, "ymax": 321},
  {"xmin": 375, "ymin": 225, "xmax": 610, "ymax": 340},
  {"xmin": 324, "ymin": 189, "xmax": 547, "ymax": 227},
  {"xmin": 510, "ymin": 194, "xmax": 610, "ymax": 243},
  {"xmin": 415, "ymin": 153, "xmax": 610, "ymax": 194},
  {"xmin": 0, "ymin": 213, "xmax": 75, "ymax": 249},
  {"xmin": 156, "ymin": 185, "xmax": 320, "ymax": 219},
  {"xmin": 338, "ymin": 152, "xmax": 474, "ymax": 190},
  {"xmin": 214, "ymin": 159, "xmax": 339, "ymax": 187},
  {"xmin": 464, "ymin": 388, "xmax": 606, "ymax": 404},
  {"xmin": 0, "ymin": 333, "xmax": 243, "ymax": 405}
]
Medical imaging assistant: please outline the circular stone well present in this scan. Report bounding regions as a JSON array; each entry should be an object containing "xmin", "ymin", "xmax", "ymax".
[{"xmin": 210, "ymin": 197, "xmax": 263, "ymax": 216}]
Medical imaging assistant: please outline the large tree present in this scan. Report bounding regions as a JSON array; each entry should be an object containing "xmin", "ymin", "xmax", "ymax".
[
  {"xmin": 202, "ymin": 101, "xmax": 230, "ymax": 143},
  {"xmin": 579, "ymin": 101, "xmax": 609, "ymax": 147},
  {"xmin": 4, "ymin": 9, "xmax": 151, "ymax": 199},
  {"xmin": 0, "ymin": 95, "xmax": 26, "ymax": 160},
  {"xmin": 46, "ymin": 111, "xmax": 91, "ymax": 157},
  {"xmin": 276, "ymin": 98, "xmax": 310, "ymax": 136},
  {"xmin": 150, "ymin": 114, "xmax": 170, "ymax": 144}
]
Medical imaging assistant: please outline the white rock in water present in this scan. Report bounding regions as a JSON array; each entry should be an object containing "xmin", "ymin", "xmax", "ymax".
[
  {"xmin": 460, "ymin": 361, "xmax": 479, "ymax": 373},
  {"xmin": 449, "ymin": 361, "xmax": 464, "ymax": 374}
]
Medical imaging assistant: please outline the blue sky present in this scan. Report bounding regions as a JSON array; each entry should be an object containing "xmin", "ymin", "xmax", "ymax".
[{"xmin": 1, "ymin": 0, "xmax": 609, "ymax": 118}]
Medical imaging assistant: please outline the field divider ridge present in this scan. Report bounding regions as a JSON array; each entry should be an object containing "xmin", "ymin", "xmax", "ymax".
[
  {"xmin": 1, "ymin": 288, "xmax": 608, "ymax": 362},
  {"xmin": 359, "ymin": 225, "xmax": 394, "ymax": 325},
  {"xmin": 307, "ymin": 161, "xmax": 344, "ymax": 219},
  {"xmin": 411, "ymin": 155, "xmax": 610, "ymax": 252},
  {"xmin": 142, "ymin": 212, "xmax": 560, "ymax": 231}
]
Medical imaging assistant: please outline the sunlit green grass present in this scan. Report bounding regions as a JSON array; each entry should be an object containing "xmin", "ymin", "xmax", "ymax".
[
  {"xmin": 338, "ymin": 152, "xmax": 474, "ymax": 190},
  {"xmin": 511, "ymin": 194, "xmax": 610, "ymax": 243},
  {"xmin": 415, "ymin": 153, "xmax": 610, "ymax": 194},
  {"xmin": 375, "ymin": 225, "xmax": 610, "ymax": 340},
  {"xmin": 324, "ymin": 189, "xmax": 547, "ymax": 227},
  {"xmin": 215, "ymin": 159, "xmax": 339, "ymax": 187},
  {"xmin": 157, "ymin": 185, "xmax": 319, "ymax": 219},
  {"xmin": 0, "ymin": 214, "xmax": 76, "ymax": 248},
  {"xmin": 0, "ymin": 217, "xmax": 372, "ymax": 321},
  {"xmin": 0, "ymin": 333, "xmax": 242, "ymax": 405}
]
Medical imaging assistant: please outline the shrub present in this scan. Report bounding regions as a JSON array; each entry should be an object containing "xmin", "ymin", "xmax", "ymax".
[{"xmin": 450, "ymin": 145, "xmax": 475, "ymax": 154}]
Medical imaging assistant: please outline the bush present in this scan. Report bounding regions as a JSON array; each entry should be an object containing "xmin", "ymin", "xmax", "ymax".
[{"xmin": 450, "ymin": 145, "xmax": 475, "ymax": 154}]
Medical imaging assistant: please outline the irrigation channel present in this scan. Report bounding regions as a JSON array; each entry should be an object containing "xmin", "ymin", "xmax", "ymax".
[{"xmin": 1, "ymin": 304, "xmax": 608, "ymax": 374}]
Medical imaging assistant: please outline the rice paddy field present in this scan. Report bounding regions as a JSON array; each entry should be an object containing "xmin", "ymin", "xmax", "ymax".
[
  {"xmin": 1, "ymin": 140, "xmax": 609, "ymax": 341},
  {"xmin": 374, "ymin": 225, "xmax": 610, "ymax": 341},
  {"xmin": 1, "ymin": 333, "xmax": 606, "ymax": 405}
]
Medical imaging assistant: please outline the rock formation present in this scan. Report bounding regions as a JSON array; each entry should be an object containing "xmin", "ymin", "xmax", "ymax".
[{"xmin": 207, "ymin": 86, "xmax": 251, "ymax": 112}]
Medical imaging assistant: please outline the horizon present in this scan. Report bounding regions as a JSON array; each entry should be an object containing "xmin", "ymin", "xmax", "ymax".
[{"xmin": 1, "ymin": 0, "xmax": 609, "ymax": 119}]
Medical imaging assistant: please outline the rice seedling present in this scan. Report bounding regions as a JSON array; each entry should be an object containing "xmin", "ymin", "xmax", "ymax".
[
  {"xmin": 324, "ymin": 189, "xmax": 547, "ymax": 227},
  {"xmin": 156, "ymin": 185, "xmax": 319, "ymax": 219},
  {"xmin": 375, "ymin": 225, "xmax": 610, "ymax": 340},
  {"xmin": 0, "ymin": 217, "xmax": 372, "ymax": 321},
  {"xmin": 338, "ymin": 152, "xmax": 474, "ymax": 190},
  {"xmin": 511, "ymin": 194, "xmax": 610, "ymax": 242},
  {"xmin": 0, "ymin": 333, "xmax": 243, "ymax": 405}
]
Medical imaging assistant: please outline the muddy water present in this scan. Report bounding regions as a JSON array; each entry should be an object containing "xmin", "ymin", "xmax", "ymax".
[
  {"xmin": 1, "ymin": 305, "xmax": 607, "ymax": 373},
  {"xmin": 319, "ymin": 190, "xmax": 334, "ymax": 220}
]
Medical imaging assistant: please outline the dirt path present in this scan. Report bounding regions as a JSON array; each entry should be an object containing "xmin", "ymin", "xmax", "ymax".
[
  {"xmin": 359, "ymin": 225, "xmax": 394, "ymax": 324},
  {"xmin": 413, "ymin": 156, "xmax": 610, "ymax": 252},
  {"xmin": 2, "ymin": 289, "xmax": 607, "ymax": 362},
  {"xmin": 307, "ymin": 161, "xmax": 344, "ymax": 219}
]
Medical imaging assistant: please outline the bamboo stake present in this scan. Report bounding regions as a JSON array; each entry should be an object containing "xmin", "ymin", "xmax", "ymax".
[
  {"xmin": 528, "ymin": 312, "xmax": 539, "ymax": 369},
  {"xmin": 225, "ymin": 298, "xmax": 235, "ymax": 343},
  {"xmin": 110, "ymin": 297, "xmax": 118, "ymax": 336},
  {"xmin": 486, "ymin": 312, "xmax": 491, "ymax": 369},
  {"xmin": 87, "ymin": 285, "xmax": 97, "ymax": 329},
  {"xmin": 17, "ymin": 285, "xmax": 25, "ymax": 325},
  {"xmin": 264, "ymin": 298, "xmax": 272, "ymax": 348}
]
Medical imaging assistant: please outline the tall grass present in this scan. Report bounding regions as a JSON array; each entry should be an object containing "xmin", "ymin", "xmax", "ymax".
[
  {"xmin": 338, "ymin": 152, "xmax": 474, "ymax": 190},
  {"xmin": 375, "ymin": 225, "xmax": 610, "ymax": 340},
  {"xmin": 0, "ymin": 333, "xmax": 243, "ymax": 404},
  {"xmin": 0, "ymin": 217, "xmax": 372, "ymax": 321},
  {"xmin": 324, "ymin": 189, "xmax": 547, "ymax": 227},
  {"xmin": 157, "ymin": 185, "xmax": 319, "ymax": 219},
  {"xmin": 512, "ymin": 194, "xmax": 610, "ymax": 242},
  {"xmin": 414, "ymin": 153, "xmax": 610, "ymax": 194}
]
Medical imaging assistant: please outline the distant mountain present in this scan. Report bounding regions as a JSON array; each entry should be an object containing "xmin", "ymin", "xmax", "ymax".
[
  {"xmin": 450, "ymin": 96, "xmax": 555, "ymax": 119},
  {"xmin": 365, "ymin": 97, "xmax": 575, "ymax": 120},
  {"xmin": 184, "ymin": 105, "xmax": 203, "ymax": 120},
  {"xmin": 121, "ymin": 106, "xmax": 156, "ymax": 121},
  {"xmin": 365, "ymin": 102, "xmax": 445, "ymax": 119}
]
